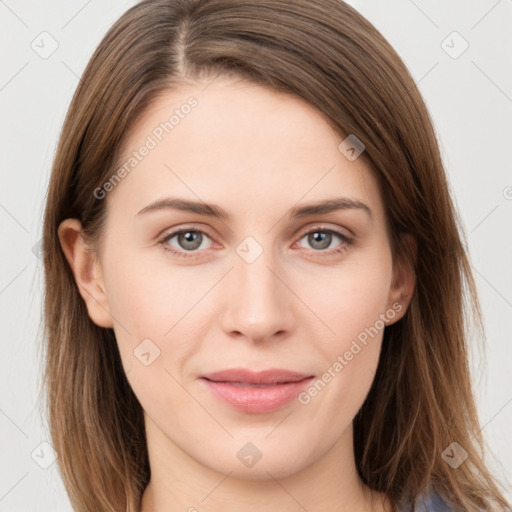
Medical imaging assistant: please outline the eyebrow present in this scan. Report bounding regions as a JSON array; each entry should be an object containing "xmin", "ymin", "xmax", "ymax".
[{"xmin": 136, "ymin": 196, "xmax": 372, "ymax": 220}]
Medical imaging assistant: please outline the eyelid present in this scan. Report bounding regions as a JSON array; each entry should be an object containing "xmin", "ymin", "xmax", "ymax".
[
  {"xmin": 298, "ymin": 223, "xmax": 353, "ymax": 239},
  {"xmin": 158, "ymin": 223, "xmax": 218, "ymax": 243}
]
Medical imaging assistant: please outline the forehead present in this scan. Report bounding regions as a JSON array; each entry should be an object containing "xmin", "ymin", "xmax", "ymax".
[
  {"xmin": 107, "ymin": 77, "xmax": 383, "ymax": 223},
  {"xmin": 122, "ymin": 76, "xmax": 341, "ymax": 158}
]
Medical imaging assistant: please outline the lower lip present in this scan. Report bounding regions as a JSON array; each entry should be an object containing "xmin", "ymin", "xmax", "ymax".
[{"xmin": 201, "ymin": 377, "xmax": 314, "ymax": 413}]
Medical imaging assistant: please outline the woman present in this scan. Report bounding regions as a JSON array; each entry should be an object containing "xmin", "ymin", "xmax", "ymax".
[{"xmin": 42, "ymin": 0, "xmax": 510, "ymax": 511}]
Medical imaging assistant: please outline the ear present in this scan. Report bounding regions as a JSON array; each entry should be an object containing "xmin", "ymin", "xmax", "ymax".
[
  {"xmin": 385, "ymin": 233, "xmax": 416, "ymax": 325},
  {"xmin": 57, "ymin": 219, "xmax": 114, "ymax": 328}
]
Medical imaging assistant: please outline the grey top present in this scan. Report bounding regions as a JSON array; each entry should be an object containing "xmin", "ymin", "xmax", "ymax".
[{"xmin": 397, "ymin": 492, "xmax": 454, "ymax": 511}]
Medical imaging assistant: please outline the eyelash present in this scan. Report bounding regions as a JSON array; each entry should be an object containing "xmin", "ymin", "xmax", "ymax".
[{"xmin": 157, "ymin": 225, "xmax": 354, "ymax": 260}]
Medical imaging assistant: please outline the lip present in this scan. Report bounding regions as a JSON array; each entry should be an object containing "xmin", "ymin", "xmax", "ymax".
[{"xmin": 200, "ymin": 368, "xmax": 314, "ymax": 413}]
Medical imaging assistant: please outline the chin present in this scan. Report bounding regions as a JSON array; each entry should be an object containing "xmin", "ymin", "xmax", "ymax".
[{"xmin": 194, "ymin": 436, "xmax": 315, "ymax": 481}]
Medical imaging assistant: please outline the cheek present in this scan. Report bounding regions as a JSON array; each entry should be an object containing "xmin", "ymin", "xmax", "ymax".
[
  {"xmin": 101, "ymin": 246, "xmax": 217, "ymax": 382},
  {"xmin": 102, "ymin": 245, "xmax": 197, "ymax": 334},
  {"xmin": 311, "ymin": 248, "xmax": 393, "ymax": 352},
  {"xmin": 101, "ymin": 251, "xmax": 197, "ymax": 413},
  {"xmin": 297, "ymin": 245, "xmax": 393, "ymax": 414}
]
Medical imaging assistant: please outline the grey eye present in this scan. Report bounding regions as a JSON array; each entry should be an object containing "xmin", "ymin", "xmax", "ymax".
[
  {"xmin": 176, "ymin": 231, "xmax": 204, "ymax": 251},
  {"xmin": 163, "ymin": 230, "xmax": 213, "ymax": 253},
  {"xmin": 306, "ymin": 231, "xmax": 333, "ymax": 250}
]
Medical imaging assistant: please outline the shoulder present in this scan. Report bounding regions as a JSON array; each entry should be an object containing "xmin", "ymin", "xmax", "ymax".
[
  {"xmin": 396, "ymin": 492, "xmax": 456, "ymax": 512},
  {"xmin": 418, "ymin": 493, "xmax": 455, "ymax": 511}
]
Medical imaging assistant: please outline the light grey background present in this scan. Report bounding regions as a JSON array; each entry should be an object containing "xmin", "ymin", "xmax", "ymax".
[{"xmin": 1, "ymin": 1, "xmax": 511, "ymax": 510}]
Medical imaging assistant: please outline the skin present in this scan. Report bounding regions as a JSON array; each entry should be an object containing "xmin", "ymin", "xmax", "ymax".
[{"xmin": 59, "ymin": 76, "xmax": 415, "ymax": 512}]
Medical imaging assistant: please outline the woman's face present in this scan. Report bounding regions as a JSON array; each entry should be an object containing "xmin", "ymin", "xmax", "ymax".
[{"xmin": 73, "ymin": 77, "xmax": 412, "ymax": 479}]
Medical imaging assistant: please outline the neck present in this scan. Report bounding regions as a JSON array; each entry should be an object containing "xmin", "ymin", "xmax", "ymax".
[{"xmin": 140, "ymin": 415, "xmax": 392, "ymax": 512}]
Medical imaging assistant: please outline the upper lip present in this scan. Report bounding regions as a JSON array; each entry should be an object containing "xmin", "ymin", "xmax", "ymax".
[{"xmin": 201, "ymin": 368, "xmax": 313, "ymax": 385}]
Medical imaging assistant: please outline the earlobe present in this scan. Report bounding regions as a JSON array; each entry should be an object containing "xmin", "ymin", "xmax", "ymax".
[
  {"xmin": 57, "ymin": 219, "xmax": 114, "ymax": 328},
  {"xmin": 386, "ymin": 234, "xmax": 417, "ymax": 325}
]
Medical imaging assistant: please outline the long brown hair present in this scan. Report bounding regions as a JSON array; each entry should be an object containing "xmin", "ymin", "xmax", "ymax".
[{"xmin": 42, "ymin": 1, "xmax": 510, "ymax": 511}]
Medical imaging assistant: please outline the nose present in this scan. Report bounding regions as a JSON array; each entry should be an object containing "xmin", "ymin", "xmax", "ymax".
[{"xmin": 219, "ymin": 242, "xmax": 296, "ymax": 344}]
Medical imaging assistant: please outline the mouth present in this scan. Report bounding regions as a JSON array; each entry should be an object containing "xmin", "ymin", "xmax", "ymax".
[
  {"xmin": 200, "ymin": 368, "xmax": 314, "ymax": 413},
  {"xmin": 209, "ymin": 381, "xmax": 297, "ymax": 388}
]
